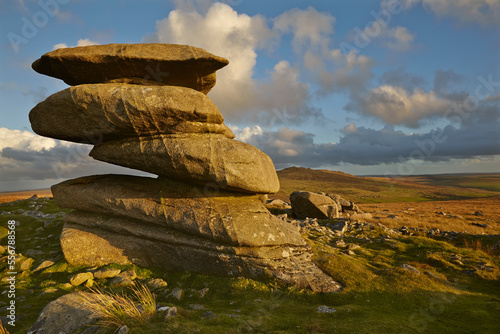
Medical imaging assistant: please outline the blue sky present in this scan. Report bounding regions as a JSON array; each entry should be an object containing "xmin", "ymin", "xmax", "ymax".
[{"xmin": 1, "ymin": 0, "xmax": 499, "ymax": 191}]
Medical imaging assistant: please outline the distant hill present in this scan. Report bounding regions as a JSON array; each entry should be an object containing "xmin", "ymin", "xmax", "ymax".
[{"xmin": 271, "ymin": 167, "xmax": 499, "ymax": 203}]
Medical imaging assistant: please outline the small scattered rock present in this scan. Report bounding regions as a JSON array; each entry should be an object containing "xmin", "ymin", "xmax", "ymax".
[
  {"xmin": 93, "ymin": 268, "xmax": 121, "ymax": 279},
  {"xmin": 26, "ymin": 249, "xmax": 44, "ymax": 257},
  {"xmin": 70, "ymin": 272, "xmax": 94, "ymax": 286},
  {"xmin": 169, "ymin": 287, "xmax": 184, "ymax": 301},
  {"xmin": 20, "ymin": 258, "xmax": 35, "ymax": 271},
  {"xmin": 117, "ymin": 269, "xmax": 137, "ymax": 280},
  {"xmin": 147, "ymin": 278, "xmax": 168, "ymax": 290},
  {"xmin": 110, "ymin": 277, "xmax": 135, "ymax": 288},
  {"xmin": 32, "ymin": 260, "xmax": 55, "ymax": 272},
  {"xmin": 166, "ymin": 306, "xmax": 177, "ymax": 318},
  {"xmin": 471, "ymin": 222, "xmax": 488, "ymax": 228},
  {"xmin": 188, "ymin": 304, "xmax": 205, "ymax": 310},
  {"xmin": 330, "ymin": 221, "xmax": 348, "ymax": 234},
  {"xmin": 317, "ymin": 305, "xmax": 337, "ymax": 313},
  {"xmin": 201, "ymin": 311, "xmax": 216, "ymax": 319},
  {"xmin": 40, "ymin": 288, "xmax": 59, "ymax": 295},
  {"xmin": 334, "ymin": 240, "xmax": 347, "ymax": 248},
  {"xmin": 118, "ymin": 325, "xmax": 129, "ymax": 334},
  {"xmin": 85, "ymin": 279, "xmax": 95, "ymax": 288},
  {"xmin": 198, "ymin": 287, "xmax": 209, "ymax": 297},
  {"xmin": 401, "ymin": 264, "xmax": 420, "ymax": 275},
  {"xmin": 473, "ymin": 211, "xmax": 484, "ymax": 216},
  {"xmin": 157, "ymin": 306, "xmax": 171, "ymax": 312},
  {"xmin": 265, "ymin": 199, "xmax": 291, "ymax": 209}
]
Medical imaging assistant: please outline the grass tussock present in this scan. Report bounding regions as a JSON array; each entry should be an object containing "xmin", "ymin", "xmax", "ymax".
[{"xmin": 81, "ymin": 282, "xmax": 157, "ymax": 330}]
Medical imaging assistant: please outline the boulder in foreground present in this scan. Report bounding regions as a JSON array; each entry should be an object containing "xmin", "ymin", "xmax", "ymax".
[{"xmin": 52, "ymin": 174, "xmax": 298, "ymax": 247}]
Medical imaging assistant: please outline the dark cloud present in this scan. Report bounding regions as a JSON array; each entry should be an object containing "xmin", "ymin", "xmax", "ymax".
[
  {"xmin": 241, "ymin": 103, "xmax": 500, "ymax": 168},
  {"xmin": 0, "ymin": 143, "xmax": 151, "ymax": 185},
  {"xmin": 433, "ymin": 69, "xmax": 465, "ymax": 95},
  {"xmin": 380, "ymin": 68, "xmax": 426, "ymax": 91}
]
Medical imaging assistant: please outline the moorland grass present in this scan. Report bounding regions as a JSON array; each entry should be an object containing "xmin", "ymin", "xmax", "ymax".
[{"xmin": 1, "ymin": 196, "xmax": 499, "ymax": 334}]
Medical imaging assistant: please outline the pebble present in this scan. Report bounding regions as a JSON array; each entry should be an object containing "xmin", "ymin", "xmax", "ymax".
[
  {"xmin": 20, "ymin": 258, "xmax": 35, "ymax": 271},
  {"xmin": 93, "ymin": 268, "xmax": 121, "ymax": 279},
  {"xmin": 401, "ymin": 264, "xmax": 420, "ymax": 275},
  {"xmin": 198, "ymin": 287, "xmax": 209, "ymax": 297},
  {"xmin": 70, "ymin": 272, "xmax": 94, "ymax": 286},
  {"xmin": 118, "ymin": 325, "xmax": 129, "ymax": 334},
  {"xmin": 32, "ymin": 260, "xmax": 55, "ymax": 272},
  {"xmin": 188, "ymin": 304, "xmax": 205, "ymax": 310},
  {"xmin": 147, "ymin": 278, "xmax": 168, "ymax": 290},
  {"xmin": 317, "ymin": 305, "xmax": 337, "ymax": 313},
  {"xmin": 169, "ymin": 287, "xmax": 184, "ymax": 301},
  {"xmin": 202, "ymin": 311, "xmax": 216, "ymax": 319}
]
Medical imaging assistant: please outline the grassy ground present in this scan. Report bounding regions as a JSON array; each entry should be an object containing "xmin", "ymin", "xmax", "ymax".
[
  {"xmin": 1, "ymin": 196, "xmax": 499, "ymax": 333},
  {"xmin": 0, "ymin": 189, "xmax": 52, "ymax": 204},
  {"xmin": 272, "ymin": 168, "xmax": 500, "ymax": 204},
  {"xmin": 394, "ymin": 174, "xmax": 500, "ymax": 193}
]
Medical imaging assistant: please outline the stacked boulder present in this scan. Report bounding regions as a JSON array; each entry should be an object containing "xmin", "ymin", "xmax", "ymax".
[
  {"xmin": 29, "ymin": 44, "xmax": 341, "ymax": 292},
  {"xmin": 290, "ymin": 191, "xmax": 366, "ymax": 220}
]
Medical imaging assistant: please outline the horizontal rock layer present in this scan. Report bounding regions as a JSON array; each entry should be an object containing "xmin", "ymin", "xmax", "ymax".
[
  {"xmin": 89, "ymin": 135, "xmax": 280, "ymax": 194},
  {"xmin": 61, "ymin": 222, "xmax": 341, "ymax": 293},
  {"xmin": 32, "ymin": 43, "xmax": 229, "ymax": 93},
  {"xmin": 51, "ymin": 174, "xmax": 297, "ymax": 247},
  {"xmin": 29, "ymin": 84, "xmax": 234, "ymax": 144}
]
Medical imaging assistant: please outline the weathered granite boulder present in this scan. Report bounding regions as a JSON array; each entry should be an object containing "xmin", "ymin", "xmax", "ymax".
[
  {"xmin": 60, "ymin": 222, "xmax": 341, "ymax": 293},
  {"xmin": 32, "ymin": 43, "xmax": 229, "ymax": 93},
  {"xmin": 89, "ymin": 135, "xmax": 280, "ymax": 194},
  {"xmin": 290, "ymin": 191, "xmax": 339, "ymax": 220},
  {"xmin": 29, "ymin": 84, "xmax": 234, "ymax": 144},
  {"xmin": 27, "ymin": 292, "xmax": 101, "ymax": 334},
  {"xmin": 52, "ymin": 174, "xmax": 300, "ymax": 247}
]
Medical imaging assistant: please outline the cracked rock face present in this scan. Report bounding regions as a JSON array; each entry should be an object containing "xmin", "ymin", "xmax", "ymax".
[
  {"xmin": 29, "ymin": 43, "xmax": 342, "ymax": 293},
  {"xmin": 52, "ymin": 174, "xmax": 302, "ymax": 248}
]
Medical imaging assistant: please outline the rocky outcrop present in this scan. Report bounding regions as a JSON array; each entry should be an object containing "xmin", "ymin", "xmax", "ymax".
[
  {"xmin": 29, "ymin": 84, "xmax": 234, "ymax": 144},
  {"xmin": 290, "ymin": 191, "xmax": 364, "ymax": 220},
  {"xmin": 32, "ymin": 43, "xmax": 229, "ymax": 93},
  {"xmin": 30, "ymin": 43, "xmax": 341, "ymax": 293},
  {"xmin": 52, "ymin": 174, "xmax": 303, "ymax": 247}
]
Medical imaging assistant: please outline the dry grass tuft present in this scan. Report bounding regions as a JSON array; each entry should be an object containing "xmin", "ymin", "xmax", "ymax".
[
  {"xmin": 0, "ymin": 319, "xmax": 10, "ymax": 334},
  {"xmin": 463, "ymin": 239, "xmax": 499, "ymax": 257},
  {"xmin": 81, "ymin": 282, "xmax": 157, "ymax": 330}
]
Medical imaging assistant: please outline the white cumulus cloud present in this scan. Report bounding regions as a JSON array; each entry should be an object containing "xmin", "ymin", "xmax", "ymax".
[
  {"xmin": 0, "ymin": 128, "xmax": 150, "ymax": 191},
  {"xmin": 350, "ymin": 85, "xmax": 452, "ymax": 127},
  {"xmin": 53, "ymin": 38, "xmax": 100, "ymax": 50}
]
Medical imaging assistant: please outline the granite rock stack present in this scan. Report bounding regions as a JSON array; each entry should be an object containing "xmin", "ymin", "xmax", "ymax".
[{"xmin": 29, "ymin": 43, "xmax": 341, "ymax": 292}]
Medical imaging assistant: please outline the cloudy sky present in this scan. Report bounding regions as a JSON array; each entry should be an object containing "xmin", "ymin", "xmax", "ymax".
[{"xmin": 1, "ymin": 0, "xmax": 499, "ymax": 191}]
